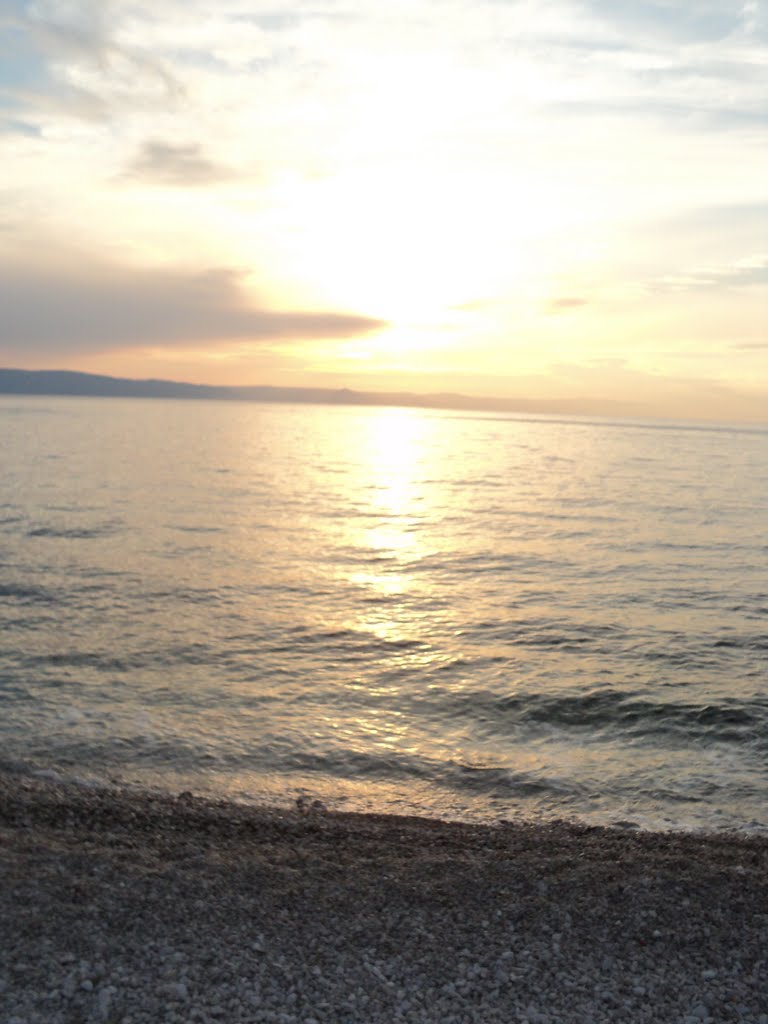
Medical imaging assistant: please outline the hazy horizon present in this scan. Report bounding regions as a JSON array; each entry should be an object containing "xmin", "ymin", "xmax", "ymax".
[
  {"xmin": 1, "ymin": 1, "xmax": 766, "ymax": 421},
  {"xmin": 3, "ymin": 366, "xmax": 768, "ymax": 426}
]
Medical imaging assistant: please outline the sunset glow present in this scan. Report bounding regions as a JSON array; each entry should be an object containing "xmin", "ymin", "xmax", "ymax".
[{"xmin": 0, "ymin": 0, "xmax": 766, "ymax": 420}]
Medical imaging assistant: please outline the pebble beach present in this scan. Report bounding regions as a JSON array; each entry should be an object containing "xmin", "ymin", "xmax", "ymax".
[{"xmin": 2, "ymin": 771, "xmax": 767, "ymax": 1024}]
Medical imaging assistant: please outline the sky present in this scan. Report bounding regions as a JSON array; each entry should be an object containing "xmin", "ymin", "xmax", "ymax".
[{"xmin": 0, "ymin": 0, "xmax": 766, "ymax": 422}]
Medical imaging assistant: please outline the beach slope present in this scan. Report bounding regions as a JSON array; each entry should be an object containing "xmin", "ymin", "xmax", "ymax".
[{"xmin": 2, "ymin": 773, "xmax": 767, "ymax": 1023}]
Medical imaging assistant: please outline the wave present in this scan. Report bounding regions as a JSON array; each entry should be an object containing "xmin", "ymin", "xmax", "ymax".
[
  {"xmin": 712, "ymin": 636, "xmax": 768, "ymax": 651},
  {"xmin": 0, "ymin": 583, "xmax": 58, "ymax": 604},
  {"xmin": 20, "ymin": 650, "xmax": 151, "ymax": 672},
  {"xmin": 455, "ymin": 687, "xmax": 768, "ymax": 747},
  {"xmin": 27, "ymin": 524, "xmax": 119, "ymax": 539},
  {"xmin": 260, "ymin": 628, "xmax": 428, "ymax": 657},
  {"xmin": 272, "ymin": 748, "xmax": 584, "ymax": 800}
]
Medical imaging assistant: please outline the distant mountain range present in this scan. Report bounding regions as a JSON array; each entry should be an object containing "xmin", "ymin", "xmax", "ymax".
[{"xmin": 0, "ymin": 367, "xmax": 635, "ymax": 418}]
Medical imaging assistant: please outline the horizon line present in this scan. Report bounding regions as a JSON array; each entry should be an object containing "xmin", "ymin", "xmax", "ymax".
[{"xmin": 1, "ymin": 367, "xmax": 766, "ymax": 430}]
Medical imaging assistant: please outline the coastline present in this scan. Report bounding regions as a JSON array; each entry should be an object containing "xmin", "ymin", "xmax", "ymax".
[{"xmin": 2, "ymin": 772, "xmax": 767, "ymax": 1024}]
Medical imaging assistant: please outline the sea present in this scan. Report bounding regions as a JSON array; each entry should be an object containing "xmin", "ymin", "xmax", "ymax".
[{"xmin": 1, "ymin": 395, "xmax": 766, "ymax": 832}]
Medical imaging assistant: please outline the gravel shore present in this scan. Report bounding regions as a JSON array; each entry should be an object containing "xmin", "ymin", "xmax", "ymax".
[{"xmin": 2, "ymin": 772, "xmax": 767, "ymax": 1024}]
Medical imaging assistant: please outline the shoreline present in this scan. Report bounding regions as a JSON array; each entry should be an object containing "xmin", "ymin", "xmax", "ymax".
[{"xmin": 2, "ymin": 772, "xmax": 768, "ymax": 1023}]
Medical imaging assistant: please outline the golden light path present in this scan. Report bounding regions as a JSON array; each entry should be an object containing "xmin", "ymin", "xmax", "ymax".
[
  {"xmin": 348, "ymin": 407, "xmax": 433, "ymax": 612},
  {"xmin": 332, "ymin": 408, "xmax": 443, "ymax": 759},
  {"xmin": 314, "ymin": 407, "xmax": 622, "ymax": 803}
]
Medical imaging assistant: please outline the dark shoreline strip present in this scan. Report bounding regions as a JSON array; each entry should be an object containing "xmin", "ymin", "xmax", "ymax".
[{"xmin": 2, "ymin": 770, "xmax": 767, "ymax": 865}]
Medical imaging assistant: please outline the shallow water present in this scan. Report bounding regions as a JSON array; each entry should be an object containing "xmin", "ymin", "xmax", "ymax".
[{"xmin": 1, "ymin": 396, "xmax": 766, "ymax": 830}]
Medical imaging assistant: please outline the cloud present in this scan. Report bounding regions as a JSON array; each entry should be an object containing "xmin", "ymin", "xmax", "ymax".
[
  {"xmin": 0, "ymin": 117, "xmax": 39, "ymax": 136},
  {"xmin": 576, "ymin": 1, "xmax": 746, "ymax": 43},
  {"xmin": 1, "ymin": 0, "xmax": 765, "ymax": 416},
  {"xmin": 4, "ymin": 5, "xmax": 182, "ymax": 123},
  {"xmin": 547, "ymin": 297, "xmax": 588, "ymax": 312},
  {"xmin": 0, "ymin": 252, "xmax": 386, "ymax": 355},
  {"xmin": 122, "ymin": 140, "xmax": 234, "ymax": 186},
  {"xmin": 5, "ymin": 82, "xmax": 113, "ymax": 120},
  {"xmin": 657, "ymin": 254, "xmax": 768, "ymax": 292}
]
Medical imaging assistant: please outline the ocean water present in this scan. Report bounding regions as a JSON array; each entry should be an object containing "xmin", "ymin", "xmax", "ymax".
[{"xmin": 1, "ymin": 395, "xmax": 766, "ymax": 832}]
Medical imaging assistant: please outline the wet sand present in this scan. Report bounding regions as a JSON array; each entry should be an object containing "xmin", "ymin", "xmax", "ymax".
[{"xmin": 2, "ymin": 772, "xmax": 767, "ymax": 1023}]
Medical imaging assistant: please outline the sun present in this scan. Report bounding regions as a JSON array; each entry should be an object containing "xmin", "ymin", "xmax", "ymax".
[{"xmin": 260, "ymin": 165, "xmax": 542, "ymax": 326}]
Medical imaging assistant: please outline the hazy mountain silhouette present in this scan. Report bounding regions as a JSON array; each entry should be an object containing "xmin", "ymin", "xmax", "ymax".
[{"xmin": 0, "ymin": 367, "xmax": 638, "ymax": 417}]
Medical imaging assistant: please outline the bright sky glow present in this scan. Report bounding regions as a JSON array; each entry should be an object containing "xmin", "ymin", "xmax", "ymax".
[{"xmin": 0, "ymin": 0, "xmax": 766, "ymax": 420}]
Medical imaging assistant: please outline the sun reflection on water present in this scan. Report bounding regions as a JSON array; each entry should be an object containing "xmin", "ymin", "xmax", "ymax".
[
  {"xmin": 344, "ymin": 406, "xmax": 436, "ymax": 612},
  {"xmin": 336, "ymin": 407, "xmax": 449, "ymax": 754},
  {"xmin": 359, "ymin": 405, "xmax": 428, "ymax": 520}
]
